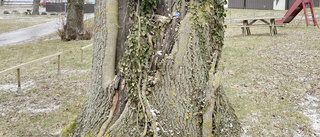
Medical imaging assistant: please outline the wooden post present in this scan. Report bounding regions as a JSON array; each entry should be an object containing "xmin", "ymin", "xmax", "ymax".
[
  {"xmin": 80, "ymin": 44, "xmax": 93, "ymax": 65},
  {"xmin": 58, "ymin": 54, "xmax": 61, "ymax": 75},
  {"xmin": 244, "ymin": 20, "xmax": 251, "ymax": 35},
  {"xmin": 17, "ymin": 68, "xmax": 21, "ymax": 92},
  {"xmin": 270, "ymin": 19, "xmax": 275, "ymax": 36},
  {"xmin": 0, "ymin": 52, "xmax": 63, "ymax": 91},
  {"xmin": 273, "ymin": 19, "xmax": 277, "ymax": 35},
  {"xmin": 81, "ymin": 49, "xmax": 84, "ymax": 65},
  {"xmin": 241, "ymin": 26, "xmax": 245, "ymax": 37}
]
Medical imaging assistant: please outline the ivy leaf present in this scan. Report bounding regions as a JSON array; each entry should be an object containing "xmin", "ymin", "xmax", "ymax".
[
  {"xmin": 142, "ymin": 31, "xmax": 146, "ymax": 36},
  {"xmin": 160, "ymin": 27, "xmax": 165, "ymax": 31},
  {"xmin": 152, "ymin": 37, "xmax": 157, "ymax": 44}
]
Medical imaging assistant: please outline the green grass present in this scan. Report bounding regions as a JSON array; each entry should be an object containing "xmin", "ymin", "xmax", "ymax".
[{"xmin": 223, "ymin": 8, "xmax": 320, "ymax": 136}]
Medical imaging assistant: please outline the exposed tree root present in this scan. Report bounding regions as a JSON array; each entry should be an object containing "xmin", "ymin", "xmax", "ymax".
[{"xmin": 97, "ymin": 90, "xmax": 119, "ymax": 137}]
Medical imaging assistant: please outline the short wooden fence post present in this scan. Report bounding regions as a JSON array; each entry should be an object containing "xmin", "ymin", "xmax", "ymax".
[
  {"xmin": 0, "ymin": 52, "xmax": 63, "ymax": 92},
  {"xmin": 58, "ymin": 54, "xmax": 61, "ymax": 75},
  {"xmin": 17, "ymin": 68, "xmax": 21, "ymax": 92},
  {"xmin": 81, "ymin": 49, "xmax": 84, "ymax": 65},
  {"xmin": 80, "ymin": 44, "xmax": 93, "ymax": 65}
]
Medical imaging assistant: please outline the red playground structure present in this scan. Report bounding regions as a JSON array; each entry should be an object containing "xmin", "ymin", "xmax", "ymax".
[{"xmin": 276, "ymin": 0, "xmax": 319, "ymax": 27}]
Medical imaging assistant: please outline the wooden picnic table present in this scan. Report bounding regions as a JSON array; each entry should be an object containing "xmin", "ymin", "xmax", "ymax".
[{"xmin": 234, "ymin": 17, "xmax": 280, "ymax": 36}]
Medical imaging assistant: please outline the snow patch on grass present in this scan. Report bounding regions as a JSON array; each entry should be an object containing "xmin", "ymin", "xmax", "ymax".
[
  {"xmin": 18, "ymin": 104, "xmax": 60, "ymax": 113},
  {"xmin": 60, "ymin": 69, "xmax": 90, "ymax": 74},
  {"xmin": 0, "ymin": 80, "xmax": 36, "ymax": 93},
  {"xmin": 300, "ymin": 95, "xmax": 320, "ymax": 136}
]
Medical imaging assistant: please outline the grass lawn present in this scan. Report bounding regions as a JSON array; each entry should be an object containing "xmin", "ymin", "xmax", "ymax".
[
  {"xmin": 0, "ymin": 7, "xmax": 319, "ymax": 137},
  {"xmin": 0, "ymin": 39, "xmax": 93, "ymax": 136},
  {"xmin": 0, "ymin": 18, "xmax": 94, "ymax": 136},
  {"xmin": 223, "ymin": 8, "xmax": 320, "ymax": 136}
]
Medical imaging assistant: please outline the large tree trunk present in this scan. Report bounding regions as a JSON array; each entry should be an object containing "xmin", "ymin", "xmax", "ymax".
[
  {"xmin": 67, "ymin": 0, "xmax": 242, "ymax": 136},
  {"xmin": 64, "ymin": 0, "xmax": 85, "ymax": 40},
  {"xmin": 31, "ymin": 0, "xmax": 40, "ymax": 15}
]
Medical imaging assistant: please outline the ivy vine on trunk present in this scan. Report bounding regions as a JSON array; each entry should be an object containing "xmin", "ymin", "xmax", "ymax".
[{"xmin": 65, "ymin": 0, "xmax": 242, "ymax": 136}]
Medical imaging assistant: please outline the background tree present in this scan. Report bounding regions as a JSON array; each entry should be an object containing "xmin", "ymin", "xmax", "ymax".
[
  {"xmin": 64, "ymin": 0, "xmax": 242, "ymax": 136},
  {"xmin": 31, "ymin": 0, "xmax": 40, "ymax": 15},
  {"xmin": 60, "ymin": 0, "xmax": 91, "ymax": 41}
]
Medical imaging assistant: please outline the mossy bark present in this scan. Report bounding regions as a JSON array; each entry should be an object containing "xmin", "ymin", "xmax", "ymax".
[{"xmin": 70, "ymin": 0, "xmax": 242, "ymax": 136}]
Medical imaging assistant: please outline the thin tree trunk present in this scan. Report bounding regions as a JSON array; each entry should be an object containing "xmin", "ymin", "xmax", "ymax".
[{"xmin": 32, "ymin": 0, "xmax": 40, "ymax": 15}]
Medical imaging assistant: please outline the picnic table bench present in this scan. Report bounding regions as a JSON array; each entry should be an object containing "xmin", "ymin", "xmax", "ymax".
[{"xmin": 232, "ymin": 17, "xmax": 284, "ymax": 36}]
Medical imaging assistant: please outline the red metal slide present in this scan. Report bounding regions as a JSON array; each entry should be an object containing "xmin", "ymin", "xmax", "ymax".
[{"xmin": 276, "ymin": 0, "xmax": 318, "ymax": 27}]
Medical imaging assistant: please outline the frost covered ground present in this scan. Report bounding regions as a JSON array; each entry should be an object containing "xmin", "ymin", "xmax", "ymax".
[
  {"xmin": 0, "ymin": 40, "xmax": 93, "ymax": 136},
  {"xmin": 0, "ymin": 6, "xmax": 319, "ymax": 137},
  {"xmin": 224, "ymin": 8, "xmax": 320, "ymax": 136},
  {"xmin": 0, "ymin": 12, "xmax": 93, "ymax": 134}
]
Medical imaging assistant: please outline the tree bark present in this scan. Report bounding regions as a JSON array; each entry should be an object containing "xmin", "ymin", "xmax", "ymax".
[
  {"xmin": 69, "ymin": 0, "xmax": 242, "ymax": 136},
  {"xmin": 32, "ymin": 0, "xmax": 40, "ymax": 15},
  {"xmin": 115, "ymin": 0, "xmax": 132, "ymax": 73},
  {"xmin": 65, "ymin": 0, "xmax": 85, "ymax": 40},
  {"xmin": 69, "ymin": 0, "xmax": 120, "ymax": 136}
]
